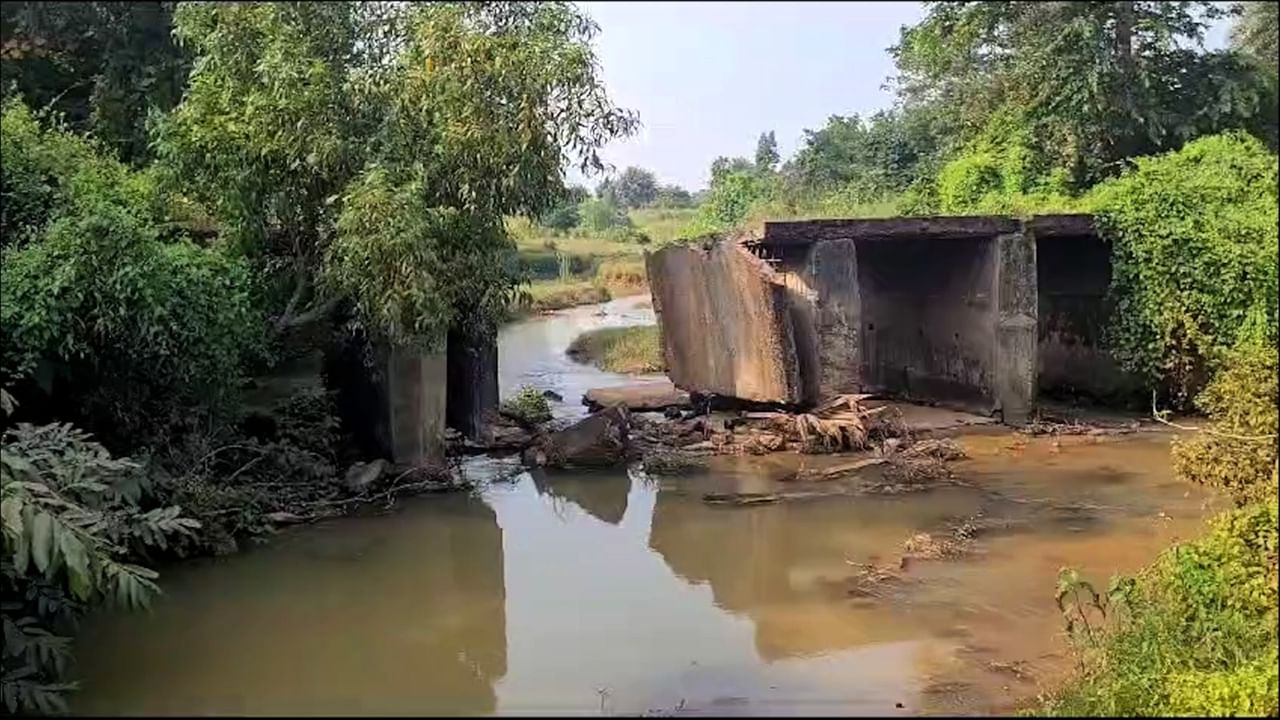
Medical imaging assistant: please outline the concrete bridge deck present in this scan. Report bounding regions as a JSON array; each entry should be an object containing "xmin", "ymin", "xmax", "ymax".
[{"xmin": 646, "ymin": 215, "xmax": 1139, "ymax": 426}]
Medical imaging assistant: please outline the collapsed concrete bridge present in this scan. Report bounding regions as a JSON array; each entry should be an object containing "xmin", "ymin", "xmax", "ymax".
[{"xmin": 645, "ymin": 215, "xmax": 1138, "ymax": 425}]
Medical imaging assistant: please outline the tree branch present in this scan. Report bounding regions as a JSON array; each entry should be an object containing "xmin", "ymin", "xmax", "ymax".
[
  {"xmin": 275, "ymin": 295, "xmax": 341, "ymax": 332},
  {"xmin": 1150, "ymin": 391, "xmax": 1277, "ymax": 441}
]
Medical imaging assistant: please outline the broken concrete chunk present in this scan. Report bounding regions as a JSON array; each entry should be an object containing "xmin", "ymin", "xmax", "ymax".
[
  {"xmin": 583, "ymin": 381, "xmax": 690, "ymax": 412},
  {"xmin": 646, "ymin": 239, "xmax": 807, "ymax": 404}
]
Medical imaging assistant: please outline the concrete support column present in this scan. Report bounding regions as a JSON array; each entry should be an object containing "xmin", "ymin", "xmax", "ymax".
[
  {"xmin": 805, "ymin": 238, "xmax": 862, "ymax": 399},
  {"xmin": 993, "ymin": 230, "xmax": 1038, "ymax": 425},
  {"xmin": 386, "ymin": 341, "xmax": 448, "ymax": 466},
  {"xmin": 446, "ymin": 328, "xmax": 498, "ymax": 441}
]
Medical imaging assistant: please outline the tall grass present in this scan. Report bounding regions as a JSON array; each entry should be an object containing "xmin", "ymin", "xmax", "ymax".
[{"xmin": 565, "ymin": 325, "xmax": 664, "ymax": 374}]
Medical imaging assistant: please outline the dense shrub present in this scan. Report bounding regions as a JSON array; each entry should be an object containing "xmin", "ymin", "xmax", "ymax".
[
  {"xmin": 0, "ymin": 100, "xmax": 159, "ymax": 246},
  {"xmin": 1085, "ymin": 132, "xmax": 1279, "ymax": 405},
  {"xmin": 1172, "ymin": 343, "xmax": 1279, "ymax": 506},
  {"xmin": 578, "ymin": 197, "xmax": 631, "ymax": 232},
  {"xmin": 500, "ymin": 386, "xmax": 553, "ymax": 425},
  {"xmin": 0, "ymin": 201, "xmax": 263, "ymax": 448},
  {"xmin": 1044, "ymin": 499, "xmax": 1279, "ymax": 716}
]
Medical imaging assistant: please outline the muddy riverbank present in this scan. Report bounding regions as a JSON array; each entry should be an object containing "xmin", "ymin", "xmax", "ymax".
[{"xmin": 70, "ymin": 298, "xmax": 1216, "ymax": 716}]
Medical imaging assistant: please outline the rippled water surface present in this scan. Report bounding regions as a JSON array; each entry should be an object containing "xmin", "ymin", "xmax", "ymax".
[{"xmin": 72, "ymin": 298, "xmax": 1213, "ymax": 716}]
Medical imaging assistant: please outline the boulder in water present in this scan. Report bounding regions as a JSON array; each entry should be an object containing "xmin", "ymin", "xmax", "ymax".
[{"xmin": 523, "ymin": 406, "xmax": 630, "ymax": 468}]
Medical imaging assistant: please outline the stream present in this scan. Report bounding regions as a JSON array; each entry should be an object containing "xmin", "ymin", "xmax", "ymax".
[{"xmin": 71, "ymin": 296, "xmax": 1215, "ymax": 716}]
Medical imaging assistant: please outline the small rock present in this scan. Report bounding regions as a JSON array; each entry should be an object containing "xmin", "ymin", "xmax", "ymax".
[
  {"xmin": 344, "ymin": 458, "xmax": 388, "ymax": 492},
  {"xmin": 490, "ymin": 425, "xmax": 535, "ymax": 449},
  {"xmin": 663, "ymin": 405, "xmax": 683, "ymax": 420},
  {"xmin": 542, "ymin": 389, "xmax": 564, "ymax": 402}
]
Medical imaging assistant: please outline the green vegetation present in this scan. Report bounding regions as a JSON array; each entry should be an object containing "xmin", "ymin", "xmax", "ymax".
[
  {"xmin": 1043, "ymin": 344, "xmax": 1279, "ymax": 715},
  {"xmin": 566, "ymin": 326, "xmax": 665, "ymax": 374},
  {"xmin": 519, "ymin": 280, "xmax": 611, "ymax": 316},
  {"xmin": 1, "ymin": 0, "xmax": 1277, "ymax": 714},
  {"xmin": 1045, "ymin": 497, "xmax": 1278, "ymax": 716},
  {"xmin": 500, "ymin": 386, "xmax": 553, "ymax": 425},
  {"xmin": 0, "ymin": 2, "xmax": 635, "ymax": 712},
  {"xmin": 1085, "ymin": 133, "xmax": 1278, "ymax": 405},
  {"xmin": 1, "ymin": 401, "xmax": 199, "ymax": 714},
  {"xmin": 1172, "ymin": 344, "xmax": 1279, "ymax": 506}
]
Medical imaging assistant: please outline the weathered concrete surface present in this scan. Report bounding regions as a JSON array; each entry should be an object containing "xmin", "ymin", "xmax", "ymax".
[
  {"xmin": 1035, "ymin": 232, "xmax": 1141, "ymax": 404},
  {"xmin": 648, "ymin": 215, "xmax": 1137, "ymax": 424},
  {"xmin": 856, "ymin": 236, "xmax": 998, "ymax": 408},
  {"xmin": 765, "ymin": 216, "xmax": 1022, "ymax": 244},
  {"xmin": 805, "ymin": 239, "xmax": 862, "ymax": 400},
  {"xmin": 387, "ymin": 344, "xmax": 448, "ymax": 466},
  {"xmin": 994, "ymin": 231, "xmax": 1038, "ymax": 425},
  {"xmin": 646, "ymin": 241, "xmax": 806, "ymax": 404},
  {"xmin": 446, "ymin": 328, "xmax": 498, "ymax": 441},
  {"xmin": 583, "ymin": 381, "xmax": 690, "ymax": 412}
]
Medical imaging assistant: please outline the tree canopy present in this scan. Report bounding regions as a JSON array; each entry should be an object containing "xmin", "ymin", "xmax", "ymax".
[
  {"xmin": 754, "ymin": 130, "xmax": 779, "ymax": 172},
  {"xmin": 891, "ymin": 1, "xmax": 1276, "ymax": 187},
  {"xmin": 0, "ymin": 2, "xmax": 190, "ymax": 165},
  {"xmin": 156, "ymin": 1, "xmax": 636, "ymax": 346}
]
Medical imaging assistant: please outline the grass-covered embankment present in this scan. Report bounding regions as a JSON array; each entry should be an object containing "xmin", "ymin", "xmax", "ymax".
[
  {"xmin": 507, "ymin": 217, "xmax": 653, "ymax": 317},
  {"xmin": 566, "ymin": 325, "xmax": 665, "ymax": 374}
]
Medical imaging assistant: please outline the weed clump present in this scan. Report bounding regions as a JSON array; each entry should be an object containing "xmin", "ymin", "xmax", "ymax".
[{"xmin": 501, "ymin": 386, "xmax": 553, "ymax": 425}]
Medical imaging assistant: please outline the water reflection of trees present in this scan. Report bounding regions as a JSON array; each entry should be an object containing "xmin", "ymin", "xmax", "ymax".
[
  {"xmin": 648, "ymin": 491, "xmax": 915, "ymax": 661},
  {"xmin": 531, "ymin": 467, "xmax": 630, "ymax": 525},
  {"xmin": 74, "ymin": 494, "xmax": 507, "ymax": 716}
]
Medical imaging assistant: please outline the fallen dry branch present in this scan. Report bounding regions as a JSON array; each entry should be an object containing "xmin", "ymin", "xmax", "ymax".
[{"xmin": 1150, "ymin": 390, "xmax": 1277, "ymax": 441}]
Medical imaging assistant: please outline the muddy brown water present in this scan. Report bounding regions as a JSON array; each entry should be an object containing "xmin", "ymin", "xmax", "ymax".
[{"xmin": 71, "ymin": 298, "xmax": 1216, "ymax": 716}]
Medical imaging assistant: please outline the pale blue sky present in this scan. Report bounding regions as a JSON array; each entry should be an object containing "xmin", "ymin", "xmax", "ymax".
[{"xmin": 572, "ymin": 1, "xmax": 1234, "ymax": 192}]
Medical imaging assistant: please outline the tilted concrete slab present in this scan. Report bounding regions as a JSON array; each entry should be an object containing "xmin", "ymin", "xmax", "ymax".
[{"xmin": 646, "ymin": 240, "xmax": 807, "ymax": 404}]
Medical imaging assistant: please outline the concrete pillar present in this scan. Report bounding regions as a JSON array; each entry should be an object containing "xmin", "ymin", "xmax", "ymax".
[
  {"xmin": 386, "ymin": 341, "xmax": 448, "ymax": 466},
  {"xmin": 446, "ymin": 327, "xmax": 498, "ymax": 441},
  {"xmin": 993, "ymin": 230, "xmax": 1038, "ymax": 424},
  {"xmin": 805, "ymin": 239, "xmax": 862, "ymax": 400}
]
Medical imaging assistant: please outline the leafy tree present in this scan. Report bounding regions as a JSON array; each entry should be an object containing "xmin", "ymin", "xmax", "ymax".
[
  {"xmin": 610, "ymin": 166, "xmax": 658, "ymax": 208},
  {"xmin": 1232, "ymin": 1, "xmax": 1279, "ymax": 71},
  {"xmin": 709, "ymin": 155, "xmax": 755, "ymax": 185},
  {"xmin": 578, "ymin": 196, "xmax": 629, "ymax": 232},
  {"xmin": 1, "ymin": 99, "xmax": 157, "ymax": 246},
  {"xmin": 0, "ymin": 100, "xmax": 262, "ymax": 447},
  {"xmin": 790, "ymin": 107, "xmax": 941, "ymax": 196},
  {"xmin": 158, "ymin": 1, "xmax": 636, "ymax": 347},
  {"xmin": 537, "ymin": 184, "xmax": 589, "ymax": 232},
  {"xmin": 892, "ymin": 1, "xmax": 1275, "ymax": 186},
  {"xmin": 754, "ymin": 130, "xmax": 779, "ymax": 172},
  {"xmin": 540, "ymin": 203, "xmax": 580, "ymax": 233},
  {"xmin": 654, "ymin": 184, "xmax": 693, "ymax": 208},
  {"xmin": 0, "ymin": 2, "xmax": 191, "ymax": 165}
]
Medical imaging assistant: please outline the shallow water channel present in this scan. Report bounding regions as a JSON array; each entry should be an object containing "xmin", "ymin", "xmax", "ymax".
[{"xmin": 72, "ymin": 297, "xmax": 1215, "ymax": 716}]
